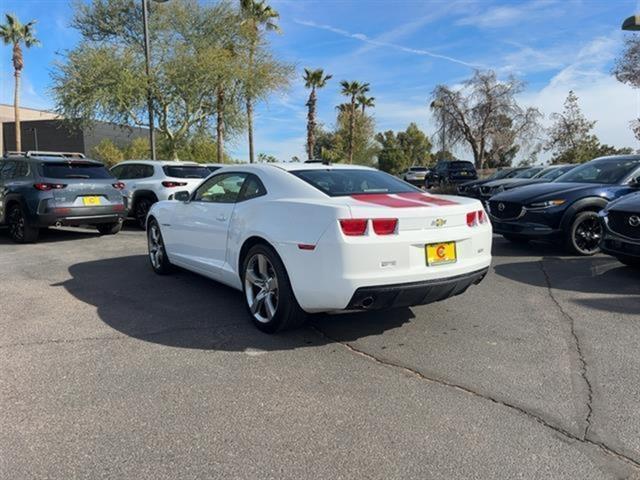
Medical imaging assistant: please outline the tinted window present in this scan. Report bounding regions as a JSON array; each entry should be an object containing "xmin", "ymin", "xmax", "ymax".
[
  {"xmin": 14, "ymin": 161, "xmax": 30, "ymax": 178},
  {"xmin": 450, "ymin": 161, "xmax": 475, "ymax": 170},
  {"xmin": 110, "ymin": 165, "xmax": 125, "ymax": 178},
  {"xmin": 489, "ymin": 169, "xmax": 514, "ymax": 180},
  {"xmin": 555, "ymin": 158, "xmax": 640, "ymax": 184},
  {"xmin": 0, "ymin": 161, "xmax": 17, "ymax": 180},
  {"xmin": 163, "ymin": 166, "xmax": 210, "ymax": 178},
  {"xmin": 514, "ymin": 167, "xmax": 543, "ymax": 179},
  {"xmin": 238, "ymin": 175, "xmax": 267, "ymax": 202},
  {"xmin": 293, "ymin": 169, "xmax": 421, "ymax": 197},
  {"xmin": 540, "ymin": 166, "xmax": 573, "ymax": 180},
  {"xmin": 41, "ymin": 162, "xmax": 114, "ymax": 179},
  {"xmin": 193, "ymin": 173, "xmax": 247, "ymax": 203},
  {"xmin": 409, "ymin": 166, "xmax": 428, "ymax": 172}
]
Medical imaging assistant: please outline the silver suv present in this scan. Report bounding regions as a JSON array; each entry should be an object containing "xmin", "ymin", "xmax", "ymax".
[{"xmin": 110, "ymin": 160, "xmax": 211, "ymax": 228}]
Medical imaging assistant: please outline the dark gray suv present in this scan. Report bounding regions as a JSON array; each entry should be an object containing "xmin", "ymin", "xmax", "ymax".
[{"xmin": 0, "ymin": 152, "xmax": 127, "ymax": 243}]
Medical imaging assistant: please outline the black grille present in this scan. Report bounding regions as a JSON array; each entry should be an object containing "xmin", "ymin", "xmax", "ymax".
[
  {"xmin": 489, "ymin": 201, "xmax": 523, "ymax": 220},
  {"xmin": 608, "ymin": 211, "xmax": 640, "ymax": 239}
]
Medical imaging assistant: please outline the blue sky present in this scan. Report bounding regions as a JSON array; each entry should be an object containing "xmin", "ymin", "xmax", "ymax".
[{"xmin": 2, "ymin": 0, "xmax": 639, "ymax": 162}]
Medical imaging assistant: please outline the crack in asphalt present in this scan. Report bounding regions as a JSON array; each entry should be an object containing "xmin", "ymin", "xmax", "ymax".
[
  {"xmin": 538, "ymin": 260, "xmax": 594, "ymax": 440},
  {"xmin": 309, "ymin": 325, "xmax": 640, "ymax": 471}
]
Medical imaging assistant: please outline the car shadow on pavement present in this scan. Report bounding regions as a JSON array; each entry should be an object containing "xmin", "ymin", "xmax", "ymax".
[
  {"xmin": 490, "ymin": 236, "xmax": 562, "ymax": 258},
  {"xmin": 0, "ymin": 226, "xmax": 102, "ymax": 245},
  {"xmin": 56, "ymin": 254, "xmax": 416, "ymax": 351},
  {"xmin": 494, "ymin": 256, "xmax": 640, "ymax": 315}
]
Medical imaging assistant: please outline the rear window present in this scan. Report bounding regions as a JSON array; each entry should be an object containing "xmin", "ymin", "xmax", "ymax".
[
  {"xmin": 409, "ymin": 166, "xmax": 428, "ymax": 171},
  {"xmin": 41, "ymin": 162, "xmax": 113, "ymax": 179},
  {"xmin": 162, "ymin": 166, "xmax": 211, "ymax": 178},
  {"xmin": 450, "ymin": 161, "xmax": 475, "ymax": 170},
  {"xmin": 292, "ymin": 169, "xmax": 420, "ymax": 197}
]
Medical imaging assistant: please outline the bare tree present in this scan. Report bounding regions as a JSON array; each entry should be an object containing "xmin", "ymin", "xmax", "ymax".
[
  {"xmin": 613, "ymin": 36, "xmax": 640, "ymax": 140},
  {"xmin": 430, "ymin": 70, "xmax": 541, "ymax": 169}
]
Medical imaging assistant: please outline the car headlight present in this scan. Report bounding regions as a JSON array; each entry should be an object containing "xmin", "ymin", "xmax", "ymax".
[
  {"xmin": 495, "ymin": 185, "xmax": 505, "ymax": 193},
  {"xmin": 527, "ymin": 199, "xmax": 566, "ymax": 209}
]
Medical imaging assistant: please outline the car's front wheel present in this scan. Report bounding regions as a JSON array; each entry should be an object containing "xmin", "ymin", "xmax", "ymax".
[
  {"xmin": 566, "ymin": 211, "xmax": 602, "ymax": 256},
  {"xmin": 147, "ymin": 219, "xmax": 173, "ymax": 274},
  {"xmin": 242, "ymin": 244, "xmax": 306, "ymax": 333},
  {"xmin": 134, "ymin": 197, "xmax": 154, "ymax": 230},
  {"xmin": 7, "ymin": 204, "xmax": 39, "ymax": 243}
]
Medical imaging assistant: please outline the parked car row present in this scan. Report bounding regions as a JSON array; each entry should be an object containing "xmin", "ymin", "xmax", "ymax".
[{"xmin": 454, "ymin": 156, "xmax": 640, "ymax": 264}]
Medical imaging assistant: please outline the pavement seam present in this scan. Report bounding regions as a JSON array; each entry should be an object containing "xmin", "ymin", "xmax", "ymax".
[
  {"xmin": 310, "ymin": 325, "xmax": 640, "ymax": 471},
  {"xmin": 538, "ymin": 260, "xmax": 594, "ymax": 439},
  {"xmin": 0, "ymin": 323, "xmax": 244, "ymax": 350}
]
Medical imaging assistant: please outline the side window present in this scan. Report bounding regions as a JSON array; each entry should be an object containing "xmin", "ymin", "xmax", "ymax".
[
  {"xmin": 111, "ymin": 165, "xmax": 125, "ymax": 178},
  {"xmin": 140, "ymin": 165, "xmax": 155, "ymax": 178},
  {"xmin": 14, "ymin": 161, "xmax": 30, "ymax": 178},
  {"xmin": 0, "ymin": 161, "xmax": 17, "ymax": 180},
  {"xmin": 238, "ymin": 174, "xmax": 267, "ymax": 202},
  {"xmin": 193, "ymin": 173, "xmax": 247, "ymax": 203}
]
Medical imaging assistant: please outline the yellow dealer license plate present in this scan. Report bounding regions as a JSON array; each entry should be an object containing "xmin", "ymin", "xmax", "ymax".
[
  {"xmin": 426, "ymin": 242, "xmax": 457, "ymax": 266},
  {"xmin": 82, "ymin": 196, "xmax": 102, "ymax": 206}
]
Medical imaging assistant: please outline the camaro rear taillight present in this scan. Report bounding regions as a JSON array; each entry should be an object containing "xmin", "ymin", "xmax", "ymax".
[
  {"xmin": 339, "ymin": 219, "xmax": 368, "ymax": 236},
  {"xmin": 112, "ymin": 182, "xmax": 126, "ymax": 190},
  {"xmin": 467, "ymin": 210, "xmax": 488, "ymax": 227},
  {"xmin": 372, "ymin": 218, "xmax": 398, "ymax": 235},
  {"xmin": 339, "ymin": 218, "xmax": 398, "ymax": 236},
  {"xmin": 162, "ymin": 181, "xmax": 188, "ymax": 188},
  {"xmin": 34, "ymin": 183, "xmax": 66, "ymax": 191}
]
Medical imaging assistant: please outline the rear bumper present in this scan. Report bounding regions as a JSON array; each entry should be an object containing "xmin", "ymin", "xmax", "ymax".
[
  {"xmin": 31, "ymin": 207, "xmax": 126, "ymax": 227},
  {"xmin": 345, "ymin": 267, "xmax": 489, "ymax": 310}
]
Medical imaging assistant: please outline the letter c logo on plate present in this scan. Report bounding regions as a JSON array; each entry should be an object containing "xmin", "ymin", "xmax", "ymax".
[{"xmin": 436, "ymin": 245, "xmax": 446, "ymax": 258}]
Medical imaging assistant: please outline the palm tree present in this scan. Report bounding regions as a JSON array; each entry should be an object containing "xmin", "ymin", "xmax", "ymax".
[
  {"xmin": 357, "ymin": 95, "xmax": 375, "ymax": 115},
  {"xmin": 1, "ymin": 14, "xmax": 40, "ymax": 152},
  {"xmin": 240, "ymin": 0, "xmax": 280, "ymax": 163},
  {"xmin": 339, "ymin": 81, "xmax": 369, "ymax": 164},
  {"xmin": 303, "ymin": 68, "xmax": 332, "ymax": 160}
]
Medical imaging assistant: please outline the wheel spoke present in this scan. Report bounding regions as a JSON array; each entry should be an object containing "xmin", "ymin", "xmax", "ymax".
[
  {"xmin": 246, "ymin": 269, "xmax": 263, "ymax": 287},
  {"xmin": 264, "ymin": 295, "xmax": 276, "ymax": 319},
  {"xmin": 256, "ymin": 254, "xmax": 268, "ymax": 276},
  {"xmin": 250, "ymin": 289, "xmax": 267, "ymax": 314}
]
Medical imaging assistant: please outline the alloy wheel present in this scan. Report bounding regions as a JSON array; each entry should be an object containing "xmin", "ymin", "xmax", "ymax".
[
  {"xmin": 573, "ymin": 215, "xmax": 602, "ymax": 255},
  {"xmin": 148, "ymin": 223, "xmax": 165, "ymax": 269},
  {"xmin": 244, "ymin": 253, "xmax": 279, "ymax": 323},
  {"xmin": 8, "ymin": 207, "xmax": 25, "ymax": 242}
]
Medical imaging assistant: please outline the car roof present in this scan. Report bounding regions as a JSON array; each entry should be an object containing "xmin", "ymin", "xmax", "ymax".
[
  {"xmin": 591, "ymin": 154, "xmax": 640, "ymax": 162},
  {"xmin": 8, "ymin": 155, "xmax": 103, "ymax": 165},
  {"xmin": 113, "ymin": 160, "xmax": 202, "ymax": 166},
  {"xmin": 246, "ymin": 162, "xmax": 376, "ymax": 172}
]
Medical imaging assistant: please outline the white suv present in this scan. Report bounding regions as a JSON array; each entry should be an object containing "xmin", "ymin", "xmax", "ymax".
[{"xmin": 110, "ymin": 160, "xmax": 211, "ymax": 228}]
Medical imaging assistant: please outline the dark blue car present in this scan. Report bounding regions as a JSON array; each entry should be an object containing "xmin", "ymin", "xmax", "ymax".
[
  {"xmin": 599, "ymin": 191, "xmax": 640, "ymax": 267},
  {"xmin": 488, "ymin": 156, "xmax": 640, "ymax": 255}
]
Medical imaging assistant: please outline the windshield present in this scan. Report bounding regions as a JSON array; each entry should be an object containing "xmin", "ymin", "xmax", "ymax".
[
  {"xmin": 162, "ymin": 166, "xmax": 211, "ymax": 178},
  {"xmin": 41, "ymin": 162, "xmax": 113, "ymax": 179},
  {"xmin": 514, "ymin": 167, "xmax": 543, "ymax": 179},
  {"xmin": 540, "ymin": 165, "xmax": 574, "ymax": 180},
  {"xmin": 450, "ymin": 161, "xmax": 474, "ymax": 170},
  {"xmin": 554, "ymin": 158, "xmax": 640, "ymax": 184},
  {"xmin": 489, "ymin": 169, "xmax": 514, "ymax": 180},
  {"xmin": 293, "ymin": 169, "xmax": 421, "ymax": 197}
]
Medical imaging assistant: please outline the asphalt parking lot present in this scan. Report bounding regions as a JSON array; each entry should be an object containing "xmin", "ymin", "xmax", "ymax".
[{"xmin": 1, "ymin": 227, "xmax": 639, "ymax": 479}]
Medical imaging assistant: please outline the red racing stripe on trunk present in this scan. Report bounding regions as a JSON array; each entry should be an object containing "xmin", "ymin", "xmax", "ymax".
[
  {"xmin": 351, "ymin": 194, "xmax": 427, "ymax": 208},
  {"xmin": 397, "ymin": 192, "xmax": 458, "ymax": 206}
]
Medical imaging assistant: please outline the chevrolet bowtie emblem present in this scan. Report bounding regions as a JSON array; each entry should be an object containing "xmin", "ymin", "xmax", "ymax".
[{"xmin": 432, "ymin": 218, "xmax": 447, "ymax": 227}]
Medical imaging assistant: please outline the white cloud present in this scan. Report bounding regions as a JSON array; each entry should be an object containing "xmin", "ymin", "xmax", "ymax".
[{"xmin": 457, "ymin": 0, "xmax": 562, "ymax": 29}]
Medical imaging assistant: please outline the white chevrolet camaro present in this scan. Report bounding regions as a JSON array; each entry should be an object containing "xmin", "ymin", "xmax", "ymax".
[{"xmin": 146, "ymin": 163, "xmax": 492, "ymax": 333}]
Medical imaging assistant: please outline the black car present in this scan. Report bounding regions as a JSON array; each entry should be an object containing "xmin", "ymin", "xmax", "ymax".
[
  {"xmin": 599, "ymin": 192, "xmax": 640, "ymax": 267},
  {"xmin": 0, "ymin": 152, "xmax": 127, "ymax": 243},
  {"xmin": 476, "ymin": 164, "xmax": 576, "ymax": 200},
  {"xmin": 489, "ymin": 155, "xmax": 640, "ymax": 255},
  {"xmin": 425, "ymin": 160, "xmax": 477, "ymax": 188},
  {"xmin": 456, "ymin": 167, "xmax": 526, "ymax": 196}
]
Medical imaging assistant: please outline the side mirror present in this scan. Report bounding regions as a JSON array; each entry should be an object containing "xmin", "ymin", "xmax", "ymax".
[{"xmin": 173, "ymin": 191, "xmax": 190, "ymax": 202}]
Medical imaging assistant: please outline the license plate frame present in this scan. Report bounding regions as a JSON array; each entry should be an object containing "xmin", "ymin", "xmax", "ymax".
[
  {"xmin": 425, "ymin": 242, "xmax": 457, "ymax": 266},
  {"xmin": 82, "ymin": 196, "xmax": 102, "ymax": 206}
]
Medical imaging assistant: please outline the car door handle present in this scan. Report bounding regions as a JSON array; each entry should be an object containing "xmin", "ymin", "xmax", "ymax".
[{"xmin": 216, "ymin": 214, "xmax": 227, "ymax": 221}]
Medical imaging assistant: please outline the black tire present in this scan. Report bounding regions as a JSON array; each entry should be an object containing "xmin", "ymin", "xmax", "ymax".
[
  {"xmin": 503, "ymin": 234, "xmax": 530, "ymax": 244},
  {"xmin": 565, "ymin": 211, "xmax": 602, "ymax": 256},
  {"xmin": 7, "ymin": 204, "xmax": 39, "ymax": 243},
  {"xmin": 241, "ymin": 243, "xmax": 306, "ymax": 333},
  {"xmin": 96, "ymin": 222, "xmax": 123, "ymax": 235},
  {"xmin": 617, "ymin": 255, "xmax": 640, "ymax": 268},
  {"xmin": 147, "ymin": 219, "xmax": 173, "ymax": 274},
  {"xmin": 133, "ymin": 197, "xmax": 154, "ymax": 230}
]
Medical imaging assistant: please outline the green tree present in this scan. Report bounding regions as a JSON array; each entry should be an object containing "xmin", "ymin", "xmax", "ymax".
[
  {"xmin": 375, "ymin": 130, "xmax": 406, "ymax": 174},
  {"xmin": 334, "ymin": 107, "xmax": 378, "ymax": 166},
  {"xmin": 398, "ymin": 122, "xmax": 432, "ymax": 166},
  {"xmin": 545, "ymin": 91, "xmax": 596, "ymax": 163},
  {"xmin": 303, "ymin": 68, "xmax": 332, "ymax": 160},
  {"xmin": 0, "ymin": 14, "xmax": 40, "ymax": 152},
  {"xmin": 375, "ymin": 123, "xmax": 432, "ymax": 174},
  {"xmin": 339, "ymin": 80, "xmax": 370, "ymax": 164},
  {"xmin": 257, "ymin": 152, "xmax": 277, "ymax": 162},
  {"xmin": 53, "ymin": 0, "xmax": 245, "ymax": 160},
  {"xmin": 240, "ymin": 0, "xmax": 281, "ymax": 164},
  {"xmin": 357, "ymin": 94, "xmax": 375, "ymax": 114},
  {"xmin": 123, "ymin": 137, "xmax": 150, "ymax": 159},
  {"xmin": 91, "ymin": 138, "xmax": 124, "ymax": 166}
]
